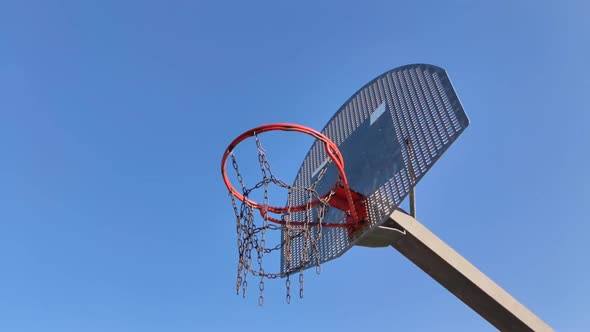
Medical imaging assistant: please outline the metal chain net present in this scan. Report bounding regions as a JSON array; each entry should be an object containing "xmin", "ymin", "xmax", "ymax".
[{"xmin": 228, "ymin": 134, "xmax": 334, "ymax": 305}]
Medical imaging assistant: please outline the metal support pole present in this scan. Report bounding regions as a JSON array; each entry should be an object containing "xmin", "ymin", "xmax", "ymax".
[
  {"xmin": 409, "ymin": 187, "xmax": 416, "ymax": 218},
  {"xmin": 361, "ymin": 210, "xmax": 554, "ymax": 332},
  {"xmin": 406, "ymin": 138, "xmax": 417, "ymax": 218}
]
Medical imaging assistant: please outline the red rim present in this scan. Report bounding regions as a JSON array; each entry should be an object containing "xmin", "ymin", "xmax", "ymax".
[{"xmin": 221, "ymin": 123, "xmax": 359, "ymax": 225}]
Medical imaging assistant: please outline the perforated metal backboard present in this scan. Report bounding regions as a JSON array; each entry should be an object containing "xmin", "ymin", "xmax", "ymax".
[{"xmin": 281, "ymin": 64, "xmax": 469, "ymax": 275}]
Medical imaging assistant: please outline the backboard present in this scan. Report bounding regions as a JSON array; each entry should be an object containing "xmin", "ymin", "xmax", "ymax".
[{"xmin": 281, "ymin": 64, "xmax": 469, "ymax": 275}]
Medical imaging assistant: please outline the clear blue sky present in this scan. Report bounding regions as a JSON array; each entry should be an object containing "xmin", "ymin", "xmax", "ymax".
[{"xmin": 1, "ymin": 1, "xmax": 588, "ymax": 331}]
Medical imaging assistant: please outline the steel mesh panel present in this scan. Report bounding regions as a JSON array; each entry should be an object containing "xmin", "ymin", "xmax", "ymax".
[{"xmin": 281, "ymin": 64, "xmax": 468, "ymax": 275}]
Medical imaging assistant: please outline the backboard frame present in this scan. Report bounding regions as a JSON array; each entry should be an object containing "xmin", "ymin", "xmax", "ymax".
[{"xmin": 281, "ymin": 64, "xmax": 469, "ymax": 275}]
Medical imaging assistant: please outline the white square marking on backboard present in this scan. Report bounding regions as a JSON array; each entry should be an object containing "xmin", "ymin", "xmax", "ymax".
[
  {"xmin": 311, "ymin": 158, "xmax": 330, "ymax": 179},
  {"xmin": 370, "ymin": 101, "xmax": 386, "ymax": 125}
]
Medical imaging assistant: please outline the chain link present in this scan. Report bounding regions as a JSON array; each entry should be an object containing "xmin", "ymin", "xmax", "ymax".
[
  {"xmin": 255, "ymin": 134, "xmax": 270, "ymax": 304},
  {"xmin": 299, "ymin": 271, "xmax": 304, "ymax": 299},
  {"xmin": 258, "ymin": 275, "xmax": 264, "ymax": 306},
  {"xmin": 228, "ymin": 133, "xmax": 337, "ymax": 304},
  {"xmin": 286, "ymin": 275, "xmax": 291, "ymax": 304}
]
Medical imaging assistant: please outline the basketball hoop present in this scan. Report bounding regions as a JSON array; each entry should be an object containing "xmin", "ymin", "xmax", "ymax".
[{"xmin": 221, "ymin": 123, "xmax": 368, "ymax": 304}]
